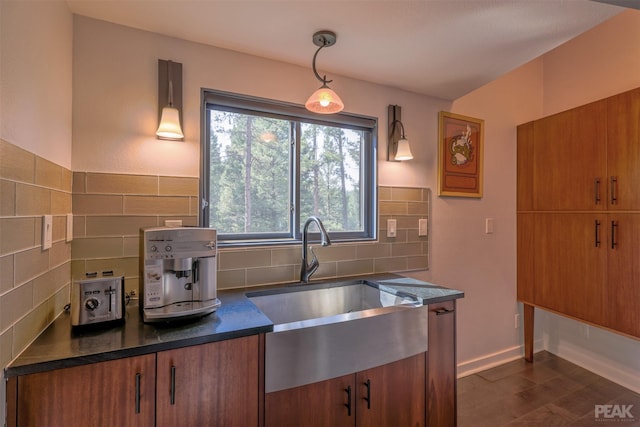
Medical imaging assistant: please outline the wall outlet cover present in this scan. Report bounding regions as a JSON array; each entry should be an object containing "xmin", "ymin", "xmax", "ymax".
[
  {"xmin": 387, "ymin": 219, "xmax": 397, "ymax": 238},
  {"xmin": 66, "ymin": 213, "xmax": 73, "ymax": 242},
  {"xmin": 42, "ymin": 215, "xmax": 53, "ymax": 250},
  {"xmin": 418, "ymin": 218, "xmax": 428, "ymax": 236}
]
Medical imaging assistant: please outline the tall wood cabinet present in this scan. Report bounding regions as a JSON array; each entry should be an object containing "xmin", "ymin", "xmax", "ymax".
[{"xmin": 517, "ymin": 87, "xmax": 640, "ymax": 357}]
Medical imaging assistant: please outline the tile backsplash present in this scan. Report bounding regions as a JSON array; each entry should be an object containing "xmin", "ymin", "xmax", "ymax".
[
  {"xmin": 0, "ymin": 137, "xmax": 429, "ymax": 369},
  {"xmin": 71, "ymin": 171, "xmax": 429, "ymax": 292},
  {"xmin": 0, "ymin": 139, "xmax": 72, "ymax": 368}
]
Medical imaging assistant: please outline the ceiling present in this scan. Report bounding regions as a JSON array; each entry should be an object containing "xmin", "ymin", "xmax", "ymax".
[{"xmin": 66, "ymin": 0, "xmax": 626, "ymax": 100}]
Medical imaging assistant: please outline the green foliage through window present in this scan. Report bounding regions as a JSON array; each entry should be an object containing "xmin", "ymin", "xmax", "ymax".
[{"xmin": 201, "ymin": 91, "xmax": 376, "ymax": 244}]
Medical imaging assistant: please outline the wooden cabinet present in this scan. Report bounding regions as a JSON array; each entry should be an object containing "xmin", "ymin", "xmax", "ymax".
[
  {"xmin": 428, "ymin": 300, "xmax": 457, "ymax": 427},
  {"xmin": 533, "ymin": 213, "xmax": 607, "ymax": 324},
  {"xmin": 356, "ymin": 353, "xmax": 426, "ymax": 427},
  {"xmin": 607, "ymin": 88, "xmax": 640, "ymax": 211},
  {"xmin": 156, "ymin": 335, "xmax": 259, "ymax": 427},
  {"xmin": 605, "ymin": 214, "xmax": 640, "ymax": 337},
  {"xmin": 264, "ymin": 353, "xmax": 426, "ymax": 427},
  {"xmin": 8, "ymin": 335, "xmax": 260, "ymax": 427},
  {"xmin": 12, "ymin": 354, "xmax": 156, "ymax": 427},
  {"xmin": 530, "ymin": 99, "xmax": 607, "ymax": 211},
  {"xmin": 517, "ymin": 87, "xmax": 640, "ymax": 356},
  {"xmin": 264, "ymin": 373, "xmax": 354, "ymax": 427}
]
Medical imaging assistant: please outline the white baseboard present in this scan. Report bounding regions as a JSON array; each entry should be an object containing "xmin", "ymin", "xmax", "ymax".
[
  {"xmin": 457, "ymin": 340, "xmax": 640, "ymax": 394},
  {"xmin": 545, "ymin": 341, "xmax": 640, "ymax": 394},
  {"xmin": 457, "ymin": 340, "xmax": 544, "ymax": 378}
]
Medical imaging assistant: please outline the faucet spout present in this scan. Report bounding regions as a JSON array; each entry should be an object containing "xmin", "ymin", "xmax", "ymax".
[{"xmin": 300, "ymin": 216, "xmax": 331, "ymax": 283}]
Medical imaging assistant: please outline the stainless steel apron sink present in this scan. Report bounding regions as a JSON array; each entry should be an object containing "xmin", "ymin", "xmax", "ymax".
[{"xmin": 247, "ymin": 279, "xmax": 429, "ymax": 393}]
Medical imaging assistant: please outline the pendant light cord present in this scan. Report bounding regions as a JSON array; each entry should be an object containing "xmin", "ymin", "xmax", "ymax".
[{"xmin": 311, "ymin": 42, "xmax": 332, "ymax": 86}]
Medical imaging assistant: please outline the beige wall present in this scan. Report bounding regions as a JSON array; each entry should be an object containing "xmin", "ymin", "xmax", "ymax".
[
  {"xmin": 0, "ymin": 0, "xmax": 73, "ymax": 169},
  {"xmin": 71, "ymin": 15, "xmax": 449, "ymax": 186}
]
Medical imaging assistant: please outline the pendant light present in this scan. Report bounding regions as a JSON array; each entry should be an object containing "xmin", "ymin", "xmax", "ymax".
[
  {"xmin": 156, "ymin": 59, "xmax": 184, "ymax": 140},
  {"xmin": 305, "ymin": 31, "xmax": 344, "ymax": 114},
  {"xmin": 388, "ymin": 104, "xmax": 414, "ymax": 161}
]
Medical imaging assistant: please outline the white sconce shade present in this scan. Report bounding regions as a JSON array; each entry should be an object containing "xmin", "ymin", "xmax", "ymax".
[
  {"xmin": 156, "ymin": 106, "xmax": 184, "ymax": 139},
  {"xmin": 395, "ymin": 138, "xmax": 414, "ymax": 161},
  {"xmin": 305, "ymin": 31, "xmax": 344, "ymax": 115},
  {"xmin": 305, "ymin": 85, "xmax": 344, "ymax": 114}
]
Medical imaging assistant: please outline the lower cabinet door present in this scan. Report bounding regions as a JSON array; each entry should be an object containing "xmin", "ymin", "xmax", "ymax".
[
  {"xmin": 265, "ymin": 374, "xmax": 355, "ymax": 427},
  {"xmin": 356, "ymin": 353, "xmax": 426, "ymax": 427},
  {"xmin": 15, "ymin": 354, "xmax": 156, "ymax": 427},
  {"xmin": 156, "ymin": 335, "xmax": 260, "ymax": 427}
]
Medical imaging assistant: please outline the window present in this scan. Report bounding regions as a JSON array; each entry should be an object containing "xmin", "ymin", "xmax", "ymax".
[{"xmin": 201, "ymin": 90, "xmax": 377, "ymax": 244}]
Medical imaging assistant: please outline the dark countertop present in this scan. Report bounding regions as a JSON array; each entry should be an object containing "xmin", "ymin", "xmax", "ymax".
[
  {"xmin": 4, "ymin": 292, "xmax": 273, "ymax": 377},
  {"xmin": 4, "ymin": 273, "xmax": 463, "ymax": 378}
]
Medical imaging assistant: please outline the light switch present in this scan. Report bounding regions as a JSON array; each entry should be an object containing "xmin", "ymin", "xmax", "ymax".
[
  {"xmin": 485, "ymin": 218, "xmax": 494, "ymax": 234},
  {"xmin": 387, "ymin": 219, "xmax": 397, "ymax": 238},
  {"xmin": 418, "ymin": 218, "xmax": 428, "ymax": 237},
  {"xmin": 66, "ymin": 214, "xmax": 73, "ymax": 242},
  {"xmin": 42, "ymin": 215, "xmax": 53, "ymax": 250}
]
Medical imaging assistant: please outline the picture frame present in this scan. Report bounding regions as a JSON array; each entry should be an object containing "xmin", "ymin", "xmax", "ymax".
[{"xmin": 438, "ymin": 111, "xmax": 484, "ymax": 198}]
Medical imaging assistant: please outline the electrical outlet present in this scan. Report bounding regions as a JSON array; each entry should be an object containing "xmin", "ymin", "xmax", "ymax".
[
  {"xmin": 418, "ymin": 218, "xmax": 428, "ymax": 237},
  {"xmin": 387, "ymin": 219, "xmax": 397, "ymax": 238},
  {"xmin": 515, "ymin": 313, "xmax": 521, "ymax": 329},
  {"xmin": 42, "ymin": 215, "xmax": 53, "ymax": 250}
]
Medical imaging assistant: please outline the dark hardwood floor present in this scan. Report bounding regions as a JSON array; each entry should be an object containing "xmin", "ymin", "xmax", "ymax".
[{"xmin": 458, "ymin": 351, "xmax": 640, "ymax": 426}]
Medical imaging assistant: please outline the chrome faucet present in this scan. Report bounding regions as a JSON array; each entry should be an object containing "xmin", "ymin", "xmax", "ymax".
[{"xmin": 300, "ymin": 216, "xmax": 332, "ymax": 283}]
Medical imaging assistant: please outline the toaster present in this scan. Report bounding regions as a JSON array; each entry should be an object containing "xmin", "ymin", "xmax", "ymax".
[{"xmin": 71, "ymin": 271, "xmax": 125, "ymax": 328}]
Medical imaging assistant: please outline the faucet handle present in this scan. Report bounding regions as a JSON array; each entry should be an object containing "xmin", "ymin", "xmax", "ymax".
[{"xmin": 308, "ymin": 246, "xmax": 319, "ymax": 273}]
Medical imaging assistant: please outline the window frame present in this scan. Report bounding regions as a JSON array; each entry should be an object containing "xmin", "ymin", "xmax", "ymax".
[{"xmin": 200, "ymin": 89, "xmax": 377, "ymax": 246}]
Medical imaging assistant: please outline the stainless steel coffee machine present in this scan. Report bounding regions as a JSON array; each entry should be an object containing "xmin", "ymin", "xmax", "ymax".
[{"xmin": 139, "ymin": 227, "xmax": 221, "ymax": 322}]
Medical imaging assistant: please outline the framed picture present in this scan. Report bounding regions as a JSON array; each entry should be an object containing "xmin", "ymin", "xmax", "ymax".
[{"xmin": 438, "ymin": 111, "xmax": 484, "ymax": 198}]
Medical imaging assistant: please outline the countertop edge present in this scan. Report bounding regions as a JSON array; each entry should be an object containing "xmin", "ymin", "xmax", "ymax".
[{"xmin": 5, "ymin": 273, "xmax": 463, "ymax": 378}]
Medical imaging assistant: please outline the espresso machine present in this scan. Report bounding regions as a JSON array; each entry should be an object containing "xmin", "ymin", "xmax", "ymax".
[{"xmin": 139, "ymin": 227, "xmax": 221, "ymax": 322}]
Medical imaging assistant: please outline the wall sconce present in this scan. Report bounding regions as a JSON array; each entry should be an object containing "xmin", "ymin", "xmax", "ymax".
[
  {"xmin": 305, "ymin": 31, "xmax": 344, "ymax": 114},
  {"xmin": 388, "ymin": 105, "xmax": 414, "ymax": 161},
  {"xmin": 156, "ymin": 59, "xmax": 184, "ymax": 140}
]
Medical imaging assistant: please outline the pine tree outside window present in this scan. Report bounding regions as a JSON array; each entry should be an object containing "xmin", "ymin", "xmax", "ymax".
[{"xmin": 201, "ymin": 90, "xmax": 377, "ymax": 245}]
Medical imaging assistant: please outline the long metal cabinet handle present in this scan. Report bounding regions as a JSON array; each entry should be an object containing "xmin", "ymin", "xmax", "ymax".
[
  {"xmin": 434, "ymin": 308, "xmax": 455, "ymax": 315},
  {"xmin": 610, "ymin": 176, "xmax": 618, "ymax": 205},
  {"xmin": 595, "ymin": 220, "xmax": 601, "ymax": 247},
  {"xmin": 611, "ymin": 221, "xmax": 618, "ymax": 249},
  {"xmin": 364, "ymin": 379, "xmax": 371, "ymax": 409},
  {"xmin": 344, "ymin": 385, "xmax": 352, "ymax": 416},
  {"xmin": 594, "ymin": 178, "xmax": 601, "ymax": 205},
  {"xmin": 135, "ymin": 373, "xmax": 141, "ymax": 414},
  {"xmin": 170, "ymin": 365, "xmax": 176, "ymax": 405}
]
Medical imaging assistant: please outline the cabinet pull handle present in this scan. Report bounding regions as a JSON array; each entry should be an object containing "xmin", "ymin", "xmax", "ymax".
[
  {"xmin": 135, "ymin": 373, "xmax": 141, "ymax": 414},
  {"xmin": 170, "ymin": 365, "xmax": 176, "ymax": 405},
  {"xmin": 344, "ymin": 385, "xmax": 352, "ymax": 416},
  {"xmin": 595, "ymin": 220, "xmax": 601, "ymax": 247},
  {"xmin": 610, "ymin": 176, "xmax": 618, "ymax": 205},
  {"xmin": 434, "ymin": 308, "xmax": 454, "ymax": 315},
  {"xmin": 611, "ymin": 221, "xmax": 618, "ymax": 249},
  {"xmin": 594, "ymin": 178, "xmax": 601, "ymax": 205},
  {"xmin": 364, "ymin": 379, "xmax": 371, "ymax": 409}
]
